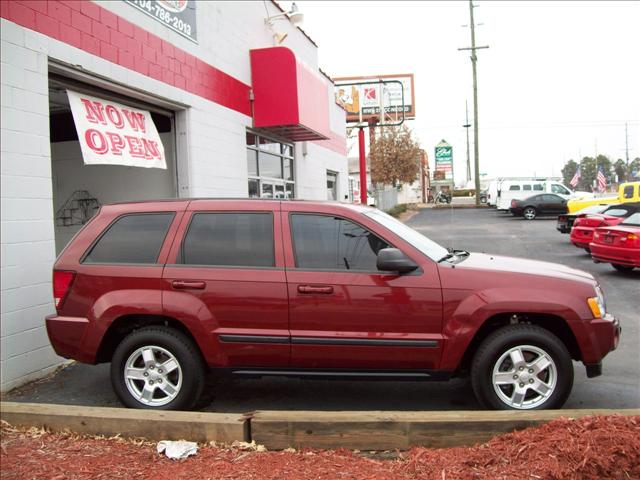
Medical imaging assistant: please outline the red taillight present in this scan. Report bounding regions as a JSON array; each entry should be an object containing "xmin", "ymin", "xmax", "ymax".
[
  {"xmin": 53, "ymin": 270, "xmax": 75, "ymax": 309},
  {"xmin": 620, "ymin": 233, "xmax": 639, "ymax": 247}
]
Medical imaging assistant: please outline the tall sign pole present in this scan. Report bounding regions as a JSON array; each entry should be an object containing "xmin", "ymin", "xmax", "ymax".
[
  {"xmin": 463, "ymin": 100, "xmax": 471, "ymax": 183},
  {"xmin": 459, "ymin": 1, "xmax": 488, "ymax": 205},
  {"xmin": 625, "ymin": 122, "xmax": 629, "ymax": 180},
  {"xmin": 358, "ymin": 127, "xmax": 367, "ymax": 205}
]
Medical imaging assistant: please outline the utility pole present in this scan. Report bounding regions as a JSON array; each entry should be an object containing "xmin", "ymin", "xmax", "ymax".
[
  {"xmin": 459, "ymin": 0, "xmax": 488, "ymax": 205},
  {"xmin": 463, "ymin": 100, "xmax": 471, "ymax": 183},
  {"xmin": 625, "ymin": 122, "xmax": 629, "ymax": 181}
]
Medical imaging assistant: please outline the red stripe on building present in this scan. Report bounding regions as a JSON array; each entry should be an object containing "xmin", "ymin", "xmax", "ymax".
[{"xmin": 1, "ymin": 0, "xmax": 251, "ymax": 117}]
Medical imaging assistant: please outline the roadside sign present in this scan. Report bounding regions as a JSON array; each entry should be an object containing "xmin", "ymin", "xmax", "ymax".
[
  {"xmin": 434, "ymin": 140, "xmax": 453, "ymax": 182},
  {"xmin": 334, "ymin": 74, "xmax": 415, "ymax": 124}
]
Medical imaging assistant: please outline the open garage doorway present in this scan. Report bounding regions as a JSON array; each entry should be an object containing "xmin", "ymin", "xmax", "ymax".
[{"xmin": 48, "ymin": 74, "xmax": 179, "ymax": 254}]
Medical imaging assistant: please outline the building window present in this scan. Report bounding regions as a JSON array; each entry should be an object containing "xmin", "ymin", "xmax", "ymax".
[
  {"xmin": 326, "ymin": 170, "xmax": 338, "ymax": 200},
  {"xmin": 247, "ymin": 131, "xmax": 295, "ymax": 199}
]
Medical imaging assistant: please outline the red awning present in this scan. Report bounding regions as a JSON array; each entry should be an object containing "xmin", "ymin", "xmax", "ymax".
[{"xmin": 250, "ymin": 47, "xmax": 330, "ymax": 141}]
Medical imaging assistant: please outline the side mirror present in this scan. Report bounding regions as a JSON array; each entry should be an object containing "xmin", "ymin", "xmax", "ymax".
[{"xmin": 376, "ymin": 248, "xmax": 418, "ymax": 274}]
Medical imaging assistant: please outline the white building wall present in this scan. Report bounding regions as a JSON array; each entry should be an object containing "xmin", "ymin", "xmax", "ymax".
[
  {"xmin": 1, "ymin": 22, "xmax": 61, "ymax": 391},
  {"xmin": 0, "ymin": 1, "xmax": 346, "ymax": 391},
  {"xmin": 295, "ymin": 142, "xmax": 348, "ymax": 201}
]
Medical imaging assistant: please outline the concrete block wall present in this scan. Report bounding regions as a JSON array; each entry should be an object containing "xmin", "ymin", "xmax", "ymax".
[
  {"xmin": 1, "ymin": 20, "xmax": 61, "ymax": 391},
  {"xmin": 0, "ymin": 0, "xmax": 346, "ymax": 392}
]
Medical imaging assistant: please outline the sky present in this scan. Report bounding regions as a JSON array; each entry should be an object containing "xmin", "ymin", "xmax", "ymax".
[{"xmin": 281, "ymin": 1, "xmax": 640, "ymax": 185}]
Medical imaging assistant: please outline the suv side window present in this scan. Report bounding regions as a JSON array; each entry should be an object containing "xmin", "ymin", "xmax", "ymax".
[
  {"xmin": 533, "ymin": 184, "xmax": 544, "ymax": 191},
  {"xmin": 523, "ymin": 185, "xmax": 532, "ymax": 191},
  {"xmin": 180, "ymin": 212, "xmax": 274, "ymax": 267},
  {"xmin": 84, "ymin": 213, "xmax": 174, "ymax": 264},
  {"xmin": 552, "ymin": 184, "xmax": 570, "ymax": 195},
  {"xmin": 291, "ymin": 214, "xmax": 389, "ymax": 271},
  {"xmin": 509, "ymin": 185, "xmax": 521, "ymax": 191},
  {"xmin": 623, "ymin": 185, "xmax": 634, "ymax": 199}
]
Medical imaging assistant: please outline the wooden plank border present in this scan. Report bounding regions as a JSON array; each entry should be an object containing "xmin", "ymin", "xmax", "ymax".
[
  {"xmin": 2, "ymin": 403, "xmax": 637, "ymax": 450},
  {"xmin": 0, "ymin": 402, "xmax": 248, "ymax": 444},
  {"xmin": 250, "ymin": 409, "xmax": 640, "ymax": 450}
]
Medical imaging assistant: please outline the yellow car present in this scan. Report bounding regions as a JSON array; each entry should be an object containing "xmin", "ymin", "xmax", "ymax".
[{"xmin": 568, "ymin": 181, "xmax": 640, "ymax": 213}]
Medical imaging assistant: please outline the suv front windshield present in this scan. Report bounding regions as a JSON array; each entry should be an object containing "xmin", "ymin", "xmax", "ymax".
[{"xmin": 364, "ymin": 209, "xmax": 449, "ymax": 262}]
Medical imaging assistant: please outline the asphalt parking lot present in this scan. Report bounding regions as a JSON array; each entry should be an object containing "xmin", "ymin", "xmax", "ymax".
[{"xmin": 5, "ymin": 207, "xmax": 639, "ymax": 411}]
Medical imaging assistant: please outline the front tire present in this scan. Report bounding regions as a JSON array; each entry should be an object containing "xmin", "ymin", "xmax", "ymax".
[
  {"xmin": 111, "ymin": 326, "xmax": 205, "ymax": 410},
  {"xmin": 523, "ymin": 207, "xmax": 537, "ymax": 220},
  {"xmin": 471, "ymin": 325, "xmax": 573, "ymax": 410}
]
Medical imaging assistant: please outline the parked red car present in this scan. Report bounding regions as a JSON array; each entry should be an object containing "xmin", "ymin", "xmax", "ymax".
[
  {"xmin": 46, "ymin": 200, "xmax": 620, "ymax": 411},
  {"xmin": 570, "ymin": 203, "xmax": 640, "ymax": 252},
  {"xmin": 590, "ymin": 212, "xmax": 640, "ymax": 271}
]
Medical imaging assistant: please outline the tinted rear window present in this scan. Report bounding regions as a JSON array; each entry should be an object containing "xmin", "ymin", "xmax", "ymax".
[
  {"xmin": 84, "ymin": 213, "xmax": 174, "ymax": 264},
  {"xmin": 180, "ymin": 213, "xmax": 274, "ymax": 267}
]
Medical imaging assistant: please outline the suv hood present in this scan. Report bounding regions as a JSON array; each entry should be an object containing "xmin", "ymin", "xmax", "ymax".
[{"xmin": 451, "ymin": 252, "xmax": 595, "ymax": 284}]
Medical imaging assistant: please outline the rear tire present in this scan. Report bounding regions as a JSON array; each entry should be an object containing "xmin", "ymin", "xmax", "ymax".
[
  {"xmin": 523, "ymin": 207, "xmax": 537, "ymax": 220},
  {"xmin": 111, "ymin": 326, "xmax": 205, "ymax": 410},
  {"xmin": 471, "ymin": 324, "xmax": 573, "ymax": 410},
  {"xmin": 612, "ymin": 264, "xmax": 634, "ymax": 272}
]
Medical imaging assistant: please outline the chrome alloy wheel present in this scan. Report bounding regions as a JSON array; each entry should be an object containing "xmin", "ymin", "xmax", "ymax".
[
  {"xmin": 523, "ymin": 207, "xmax": 536, "ymax": 220},
  {"xmin": 492, "ymin": 345, "xmax": 557, "ymax": 409},
  {"xmin": 124, "ymin": 345, "xmax": 183, "ymax": 407}
]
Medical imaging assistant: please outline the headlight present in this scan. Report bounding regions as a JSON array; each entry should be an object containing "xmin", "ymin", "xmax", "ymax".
[{"xmin": 588, "ymin": 285, "xmax": 607, "ymax": 319}]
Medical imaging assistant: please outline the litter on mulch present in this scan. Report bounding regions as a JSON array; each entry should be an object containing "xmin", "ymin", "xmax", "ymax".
[{"xmin": 1, "ymin": 415, "xmax": 638, "ymax": 479}]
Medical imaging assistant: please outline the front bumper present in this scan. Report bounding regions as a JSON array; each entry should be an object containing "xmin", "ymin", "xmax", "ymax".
[{"xmin": 580, "ymin": 314, "xmax": 621, "ymax": 377}]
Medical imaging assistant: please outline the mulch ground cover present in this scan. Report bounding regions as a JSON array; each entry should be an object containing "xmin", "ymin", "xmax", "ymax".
[{"xmin": 1, "ymin": 415, "xmax": 638, "ymax": 479}]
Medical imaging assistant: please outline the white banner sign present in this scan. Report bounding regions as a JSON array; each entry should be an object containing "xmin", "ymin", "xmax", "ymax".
[{"xmin": 67, "ymin": 90, "xmax": 166, "ymax": 169}]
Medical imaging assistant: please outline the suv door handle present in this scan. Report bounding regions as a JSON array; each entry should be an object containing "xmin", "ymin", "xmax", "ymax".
[
  {"xmin": 172, "ymin": 280, "xmax": 206, "ymax": 290},
  {"xmin": 298, "ymin": 285, "xmax": 334, "ymax": 294}
]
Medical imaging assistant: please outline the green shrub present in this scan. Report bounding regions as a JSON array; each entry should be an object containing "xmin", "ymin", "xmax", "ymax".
[{"xmin": 385, "ymin": 203, "xmax": 409, "ymax": 217}]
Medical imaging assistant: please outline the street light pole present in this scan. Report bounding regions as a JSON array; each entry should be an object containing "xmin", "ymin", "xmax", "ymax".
[
  {"xmin": 625, "ymin": 122, "xmax": 629, "ymax": 181},
  {"xmin": 459, "ymin": 0, "xmax": 488, "ymax": 205}
]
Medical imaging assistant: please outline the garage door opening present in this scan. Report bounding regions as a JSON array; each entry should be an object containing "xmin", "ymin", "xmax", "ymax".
[{"xmin": 49, "ymin": 75, "xmax": 178, "ymax": 254}]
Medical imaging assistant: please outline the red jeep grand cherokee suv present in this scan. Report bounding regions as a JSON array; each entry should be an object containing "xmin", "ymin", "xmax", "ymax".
[{"xmin": 46, "ymin": 199, "xmax": 620, "ymax": 411}]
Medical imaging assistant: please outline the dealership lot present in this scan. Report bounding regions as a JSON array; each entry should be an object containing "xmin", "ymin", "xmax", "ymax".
[{"xmin": 5, "ymin": 207, "xmax": 638, "ymax": 411}]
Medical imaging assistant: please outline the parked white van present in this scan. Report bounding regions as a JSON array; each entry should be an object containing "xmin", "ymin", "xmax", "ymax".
[{"xmin": 495, "ymin": 180, "xmax": 592, "ymax": 210}]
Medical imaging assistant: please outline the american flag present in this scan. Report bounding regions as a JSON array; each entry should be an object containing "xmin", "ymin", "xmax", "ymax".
[
  {"xmin": 570, "ymin": 166, "xmax": 581, "ymax": 187},
  {"xmin": 597, "ymin": 165, "xmax": 607, "ymax": 192}
]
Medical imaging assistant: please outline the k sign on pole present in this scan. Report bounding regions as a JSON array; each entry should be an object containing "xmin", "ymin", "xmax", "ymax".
[{"xmin": 67, "ymin": 90, "xmax": 167, "ymax": 169}]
